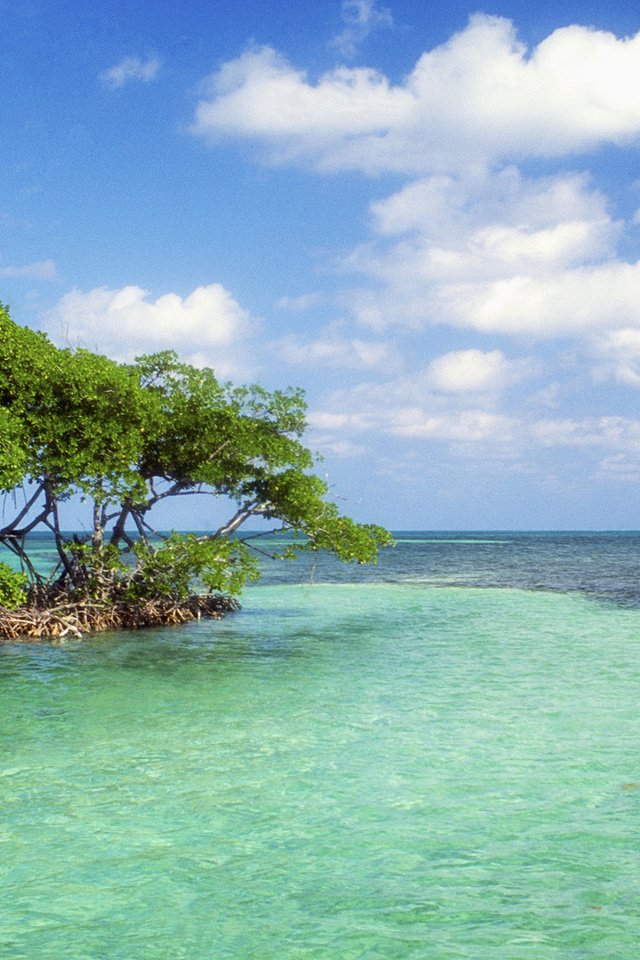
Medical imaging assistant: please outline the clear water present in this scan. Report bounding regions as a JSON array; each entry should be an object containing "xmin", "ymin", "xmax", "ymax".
[{"xmin": 1, "ymin": 533, "xmax": 640, "ymax": 958}]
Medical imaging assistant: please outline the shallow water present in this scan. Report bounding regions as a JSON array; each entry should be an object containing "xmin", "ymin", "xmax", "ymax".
[{"xmin": 1, "ymin": 534, "xmax": 640, "ymax": 957}]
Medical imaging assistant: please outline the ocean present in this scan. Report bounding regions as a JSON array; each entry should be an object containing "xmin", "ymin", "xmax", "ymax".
[{"xmin": 1, "ymin": 532, "xmax": 639, "ymax": 958}]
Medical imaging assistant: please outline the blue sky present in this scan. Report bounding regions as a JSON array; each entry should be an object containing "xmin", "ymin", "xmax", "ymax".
[{"xmin": 4, "ymin": 0, "xmax": 640, "ymax": 530}]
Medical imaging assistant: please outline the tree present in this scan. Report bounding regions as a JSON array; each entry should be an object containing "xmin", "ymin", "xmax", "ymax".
[{"xmin": 0, "ymin": 304, "xmax": 391, "ymax": 630}]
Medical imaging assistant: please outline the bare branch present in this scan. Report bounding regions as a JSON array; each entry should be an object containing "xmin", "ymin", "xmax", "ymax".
[
  {"xmin": 209, "ymin": 503, "xmax": 263, "ymax": 539},
  {"xmin": 0, "ymin": 481, "xmax": 45, "ymax": 536}
]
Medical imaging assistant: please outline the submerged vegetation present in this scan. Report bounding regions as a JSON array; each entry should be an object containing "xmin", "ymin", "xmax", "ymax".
[{"xmin": 0, "ymin": 303, "xmax": 391, "ymax": 639}]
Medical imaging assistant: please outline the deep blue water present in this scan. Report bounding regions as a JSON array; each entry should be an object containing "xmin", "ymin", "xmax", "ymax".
[{"xmin": 256, "ymin": 530, "xmax": 640, "ymax": 606}]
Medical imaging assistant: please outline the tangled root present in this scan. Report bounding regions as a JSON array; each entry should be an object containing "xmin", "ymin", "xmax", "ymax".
[{"xmin": 0, "ymin": 593, "xmax": 240, "ymax": 642}]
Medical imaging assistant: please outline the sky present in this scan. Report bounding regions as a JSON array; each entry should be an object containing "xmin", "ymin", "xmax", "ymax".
[{"xmin": 3, "ymin": 0, "xmax": 640, "ymax": 530}]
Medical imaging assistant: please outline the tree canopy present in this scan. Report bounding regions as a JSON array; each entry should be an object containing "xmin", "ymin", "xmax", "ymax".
[{"xmin": 0, "ymin": 304, "xmax": 391, "ymax": 621}]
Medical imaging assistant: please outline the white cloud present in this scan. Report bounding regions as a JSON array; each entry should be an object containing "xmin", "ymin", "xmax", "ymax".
[
  {"xmin": 184, "ymin": 11, "xmax": 640, "ymax": 499},
  {"xmin": 591, "ymin": 328, "xmax": 640, "ymax": 386},
  {"xmin": 532, "ymin": 416, "xmax": 640, "ymax": 450},
  {"xmin": 308, "ymin": 356, "xmax": 527, "ymax": 449},
  {"xmin": 275, "ymin": 291, "xmax": 324, "ymax": 311},
  {"xmin": 437, "ymin": 261, "xmax": 640, "ymax": 337},
  {"xmin": 344, "ymin": 168, "xmax": 626, "ymax": 338},
  {"xmin": 370, "ymin": 168, "xmax": 610, "ymax": 244},
  {"xmin": 0, "ymin": 259, "xmax": 57, "ymax": 280},
  {"xmin": 191, "ymin": 45, "xmax": 407, "ymax": 170},
  {"xmin": 309, "ymin": 410, "xmax": 359, "ymax": 431},
  {"xmin": 309, "ymin": 402, "xmax": 517, "ymax": 444},
  {"xmin": 191, "ymin": 16, "xmax": 640, "ymax": 174},
  {"xmin": 100, "ymin": 55, "xmax": 161, "ymax": 90},
  {"xmin": 45, "ymin": 284, "xmax": 257, "ymax": 379},
  {"xmin": 191, "ymin": 18, "xmax": 640, "ymax": 350},
  {"xmin": 306, "ymin": 360, "xmax": 640, "ymax": 486},
  {"xmin": 277, "ymin": 333, "xmax": 400, "ymax": 370},
  {"xmin": 390, "ymin": 408, "xmax": 517, "ymax": 441},
  {"xmin": 528, "ymin": 382, "xmax": 563, "ymax": 410},
  {"xmin": 310, "ymin": 392, "xmax": 640, "ymax": 474},
  {"xmin": 597, "ymin": 453, "xmax": 640, "ymax": 482},
  {"xmin": 426, "ymin": 349, "xmax": 531, "ymax": 393},
  {"xmin": 332, "ymin": 0, "xmax": 394, "ymax": 59},
  {"xmin": 312, "ymin": 436, "xmax": 366, "ymax": 458}
]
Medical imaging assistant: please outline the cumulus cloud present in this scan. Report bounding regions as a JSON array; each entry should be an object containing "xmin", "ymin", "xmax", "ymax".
[
  {"xmin": 436, "ymin": 261, "xmax": 640, "ymax": 337},
  {"xmin": 332, "ymin": 0, "xmax": 394, "ymax": 58},
  {"xmin": 191, "ymin": 45, "xmax": 407, "ymax": 170},
  {"xmin": 342, "ymin": 168, "xmax": 631, "ymax": 338},
  {"xmin": 304, "ymin": 344, "xmax": 640, "ymax": 473},
  {"xmin": 426, "ymin": 349, "xmax": 532, "ymax": 393},
  {"xmin": 45, "ymin": 284, "xmax": 257, "ymax": 379},
  {"xmin": 312, "ymin": 436, "xmax": 366, "ymax": 458},
  {"xmin": 368, "ymin": 168, "xmax": 616, "ymax": 267},
  {"xmin": 191, "ymin": 17, "xmax": 640, "ymax": 349},
  {"xmin": 191, "ymin": 16, "xmax": 640, "ymax": 173},
  {"xmin": 185, "ymin": 11, "xmax": 640, "ymax": 493},
  {"xmin": 100, "ymin": 55, "xmax": 161, "ymax": 90},
  {"xmin": 597, "ymin": 453, "xmax": 640, "ymax": 482}
]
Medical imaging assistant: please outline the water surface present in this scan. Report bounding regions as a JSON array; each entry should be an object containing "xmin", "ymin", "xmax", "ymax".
[{"xmin": 1, "ymin": 533, "xmax": 639, "ymax": 957}]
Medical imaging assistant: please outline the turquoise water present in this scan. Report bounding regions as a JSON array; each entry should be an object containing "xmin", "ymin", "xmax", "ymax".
[{"xmin": 2, "ymin": 533, "xmax": 640, "ymax": 957}]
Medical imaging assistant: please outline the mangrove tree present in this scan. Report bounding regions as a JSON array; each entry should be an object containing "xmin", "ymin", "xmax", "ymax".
[{"xmin": 0, "ymin": 304, "xmax": 391, "ymax": 637}]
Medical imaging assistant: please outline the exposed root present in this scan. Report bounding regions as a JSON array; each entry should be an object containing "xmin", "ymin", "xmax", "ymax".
[{"xmin": 0, "ymin": 593, "xmax": 240, "ymax": 642}]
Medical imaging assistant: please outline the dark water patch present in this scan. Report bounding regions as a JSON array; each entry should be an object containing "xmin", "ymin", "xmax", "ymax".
[{"xmin": 253, "ymin": 531, "xmax": 640, "ymax": 609}]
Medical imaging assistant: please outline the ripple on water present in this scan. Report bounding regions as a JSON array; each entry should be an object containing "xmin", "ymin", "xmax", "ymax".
[{"xmin": 1, "ymin": 548, "xmax": 640, "ymax": 957}]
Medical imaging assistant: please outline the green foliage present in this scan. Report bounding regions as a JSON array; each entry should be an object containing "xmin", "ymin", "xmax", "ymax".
[
  {"xmin": 0, "ymin": 408, "xmax": 27, "ymax": 492},
  {"xmin": 0, "ymin": 562, "xmax": 28, "ymax": 609},
  {"xmin": 0, "ymin": 303, "xmax": 392, "ymax": 615},
  {"xmin": 61, "ymin": 540, "xmax": 131, "ymax": 601},
  {"xmin": 0, "ymin": 303, "xmax": 149, "ymax": 499},
  {"xmin": 134, "ymin": 351, "xmax": 313, "ymax": 495},
  {"xmin": 128, "ymin": 535, "xmax": 260, "ymax": 601}
]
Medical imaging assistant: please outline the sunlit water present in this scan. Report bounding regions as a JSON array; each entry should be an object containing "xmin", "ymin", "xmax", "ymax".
[{"xmin": 1, "ymin": 533, "xmax": 640, "ymax": 958}]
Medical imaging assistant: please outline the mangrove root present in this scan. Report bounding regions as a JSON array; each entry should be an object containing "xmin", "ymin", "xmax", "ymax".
[{"xmin": 0, "ymin": 593, "xmax": 240, "ymax": 642}]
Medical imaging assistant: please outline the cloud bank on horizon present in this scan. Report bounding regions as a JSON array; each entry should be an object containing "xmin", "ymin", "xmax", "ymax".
[{"xmin": 6, "ymin": 4, "xmax": 640, "ymax": 527}]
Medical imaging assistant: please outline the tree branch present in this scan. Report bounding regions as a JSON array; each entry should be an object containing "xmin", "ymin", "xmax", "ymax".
[
  {"xmin": 0, "ymin": 481, "xmax": 46, "ymax": 536},
  {"xmin": 210, "ymin": 504, "xmax": 262, "ymax": 539}
]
